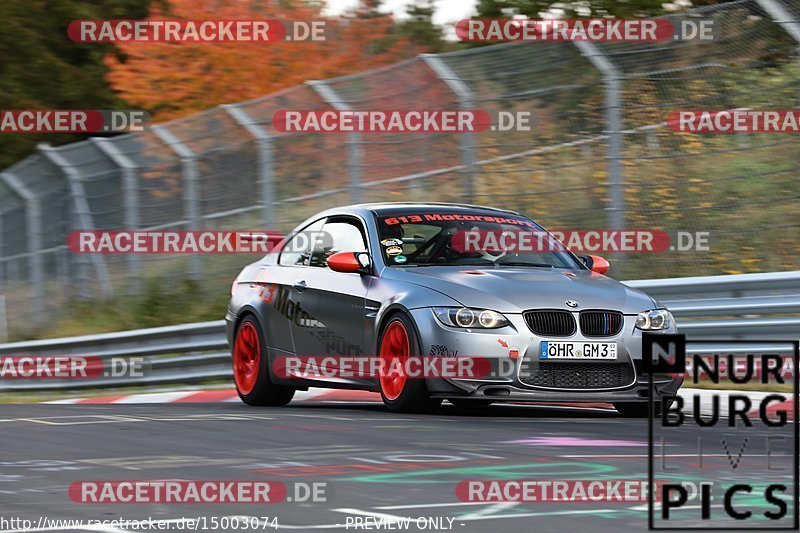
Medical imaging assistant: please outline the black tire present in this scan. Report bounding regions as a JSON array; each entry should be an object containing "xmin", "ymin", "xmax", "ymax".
[
  {"xmin": 613, "ymin": 399, "xmax": 673, "ymax": 418},
  {"xmin": 449, "ymin": 399, "xmax": 493, "ymax": 409},
  {"xmin": 233, "ymin": 315, "xmax": 295, "ymax": 406},
  {"xmin": 377, "ymin": 313, "xmax": 443, "ymax": 413}
]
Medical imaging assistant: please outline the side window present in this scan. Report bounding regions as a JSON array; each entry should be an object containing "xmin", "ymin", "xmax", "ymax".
[
  {"xmin": 278, "ymin": 218, "xmax": 326, "ymax": 267},
  {"xmin": 310, "ymin": 219, "xmax": 368, "ymax": 268}
]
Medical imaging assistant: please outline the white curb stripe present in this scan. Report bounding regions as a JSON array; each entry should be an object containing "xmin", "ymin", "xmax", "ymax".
[{"xmin": 113, "ymin": 391, "xmax": 198, "ymax": 404}]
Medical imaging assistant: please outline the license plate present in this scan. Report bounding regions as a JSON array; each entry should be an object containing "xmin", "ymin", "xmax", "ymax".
[{"xmin": 539, "ymin": 341, "xmax": 617, "ymax": 360}]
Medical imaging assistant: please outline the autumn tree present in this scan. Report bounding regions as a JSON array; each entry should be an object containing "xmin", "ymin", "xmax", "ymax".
[
  {"xmin": 398, "ymin": 0, "xmax": 447, "ymax": 53},
  {"xmin": 0, "ymin": 0, "xmax": 154, "ymax": 168},
  {"xmin": 106, "ymin": 0, "xmax": 428, "ymax": 120}
]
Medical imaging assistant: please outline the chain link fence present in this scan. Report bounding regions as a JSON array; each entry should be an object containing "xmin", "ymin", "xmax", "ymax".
[{"xmin": 1, "ymin": 0, "xmax": 799, "ymax": 339}]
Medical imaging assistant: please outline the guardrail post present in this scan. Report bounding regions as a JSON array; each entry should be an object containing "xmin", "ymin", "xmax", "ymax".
[
  {"xmin": 0, "ymin": 295, "xmax": 7, "ymax": 344},
  {"xmin": 0, "ymin": 171, "xmax": 46, "ymax": 320},
  {"xmin": 421, "ymin": 54, "xmax": 477, "ymax": 203},
  {"xmin": 0, "ymin": 209, "xmax": 4, "ymax": 291},
  {"xmin": 152, "ymin": 125, "xmax": 202, "ymax": 280},
  {"xmin": 307, "ymin": 80, "xmax": 363, "ymax": 203},
  {"xmin": 222, "ymin": 104, "xmax": 275, "ymax": 228},
  {"xmin": 573, "ymin": 41, "xmax": 625, "ymax": 231},
  {"xmin": 91, "ymin": 137, "xmax": 141, "ymax": 290},
  {"xmin": 38, "ymin": 144, "xmax": 113, "ymax": 298}
]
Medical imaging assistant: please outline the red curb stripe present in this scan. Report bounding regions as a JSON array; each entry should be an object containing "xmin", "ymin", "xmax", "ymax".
[
  {"xmin": 175, "ymin": 390, "xmax": 239, "ymax": 403},
  {"xmin": 75, "ymin": 395, "xmax": 128, "ymax": 404},
  {"xmin": 750, "ymin": 399, "xmax": 797, "ymax": 421}
]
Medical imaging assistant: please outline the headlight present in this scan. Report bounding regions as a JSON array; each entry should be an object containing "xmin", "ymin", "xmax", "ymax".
[
  {"xmin": 433, "ymin": 307, "xmax": 509, "ymax": 329},
  {"xmin": 635, "ymin": 309, "xmax": 673, "ymax": 330}
]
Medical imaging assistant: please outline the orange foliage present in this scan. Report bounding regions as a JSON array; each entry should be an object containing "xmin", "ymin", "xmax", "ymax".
[{"xmin": 105, "ymin": 0, "xmax": 418, "ymax": 120}]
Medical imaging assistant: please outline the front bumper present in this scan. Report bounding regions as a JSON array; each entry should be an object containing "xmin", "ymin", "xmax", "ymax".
[{"xmin": 410, "ymin": 307, "xmax": 683, "ymax": 403}]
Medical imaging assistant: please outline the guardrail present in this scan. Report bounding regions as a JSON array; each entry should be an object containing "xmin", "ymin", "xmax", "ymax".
[{"xmin": 0, "ymin": 271, "xmax": 798, "ymax": 391}]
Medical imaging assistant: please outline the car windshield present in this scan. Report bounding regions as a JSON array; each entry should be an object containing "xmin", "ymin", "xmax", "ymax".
[{"xmin": 375, "ymin": 210, "xmax": 585, "ymax": 269}]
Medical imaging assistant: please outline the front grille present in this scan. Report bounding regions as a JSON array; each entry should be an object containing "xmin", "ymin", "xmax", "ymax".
[
  {"xmin": 579, "ymin": 311, "xmax": 624, "ymax": 337},
  {"xmin": 520, "ymin": 361, "xmax": 634, "ymax": 389},
  {"xmin": 523, "ymin": 310, "xmax": 576, "ymax": 337}
]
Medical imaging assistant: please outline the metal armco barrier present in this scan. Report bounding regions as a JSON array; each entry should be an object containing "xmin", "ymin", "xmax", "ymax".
[
  {"xmin": 2, "ymin": 0, "xmax": 800, "ymax": 336},
  {"xmin": 0, "ymin": 271, "xmax": 798, "ymax": 391}
]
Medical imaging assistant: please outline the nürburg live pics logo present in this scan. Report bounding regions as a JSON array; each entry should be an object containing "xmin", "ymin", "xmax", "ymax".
[{"xmin": 644, "ymin": 332, "xmax": 799, "ymax": 530}]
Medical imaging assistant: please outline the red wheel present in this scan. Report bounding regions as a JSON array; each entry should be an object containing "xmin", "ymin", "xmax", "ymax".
[
  {"xmin": 232, "ymin": 315, "xmax": 295, "ymax": 406},
  {"xmin": 233, "ymin": 321, "xmax": 260, "ymax": 395},
  {"xmin": 379, "ymin": 321, "xmax": 410, "ymax": 401},
  {"xmin": 377, "ymin": 314, "xmax": 442, "ymax": 413}
]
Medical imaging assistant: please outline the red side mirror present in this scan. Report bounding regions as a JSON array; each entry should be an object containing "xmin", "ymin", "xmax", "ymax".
[
  {"xmin": 588, "ymin": 255, "xmax": 610, "ymax": 274},
  {"xmin": 327, "ymin": 252, "xmax": 360, "ymax": 273},
  {"xmin": 327, "ymin": 251, "xmax": 371, "ymax": 273}
]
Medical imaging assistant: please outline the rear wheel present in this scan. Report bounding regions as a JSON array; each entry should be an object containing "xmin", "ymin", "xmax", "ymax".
[
  {"xmin": 377, "ymin": 314, "xmax": 442, "ymax": 413},
  {"xmin": 233, "ymin": 315, "xmax": 295, "ymax": 406}
]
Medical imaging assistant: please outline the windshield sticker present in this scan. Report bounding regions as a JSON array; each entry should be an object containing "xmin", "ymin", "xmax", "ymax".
[
  {"xmin": 381, "ymin": 238, "xmax": 403, "ymax": 247},
  {"xmin": 386, "ymin": 245, "xmax": 403, "ymax": 256},
  {"xmin": 382, "ymin": 213, "xmax": 539, "ymax": 228},
  {"xmin": 394, "ymin": 255, "xmax": 407, "ymax": 264}
]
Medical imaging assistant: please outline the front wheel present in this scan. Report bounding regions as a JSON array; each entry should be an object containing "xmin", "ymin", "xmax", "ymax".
[
  {"xmin": 377, "ymin": 313, "xmax": 442, "ymax": 413},
  {"xmin": 233, "ymin": 315, "xmax": 295, "ymax": 406}
]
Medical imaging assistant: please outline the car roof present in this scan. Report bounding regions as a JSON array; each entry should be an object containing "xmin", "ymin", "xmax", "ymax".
[
  {"xmin": 292, "ymin": 202, "xmax": 529, "ymax": 233},
  {"xmin": 337, "ymin": 202, "xmax": 524, "ymax": 217}
]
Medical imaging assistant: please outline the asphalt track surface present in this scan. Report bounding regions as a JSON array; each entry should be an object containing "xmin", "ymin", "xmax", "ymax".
[{"xmin": 0, "ymin": 397, "xmax": 796, "ymax": 533}]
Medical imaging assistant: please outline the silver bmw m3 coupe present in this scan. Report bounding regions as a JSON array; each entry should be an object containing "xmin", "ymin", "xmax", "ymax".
[{"xmin": 226, "ymin": 202, "xmax": 682, "ymax": 415}]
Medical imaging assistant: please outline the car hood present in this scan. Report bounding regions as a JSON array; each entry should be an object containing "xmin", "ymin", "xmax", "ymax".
[{"xmin": 386, "ymin": 266, "xmax": 657, "ymax": 314}]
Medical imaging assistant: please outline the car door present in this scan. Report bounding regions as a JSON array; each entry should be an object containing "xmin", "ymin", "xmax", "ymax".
[
  {"xmin": 272, "ymin": 218, "xmax": 326, "ymax": 358},
  {"xmin": 291, "ymin": 216, "xmax": 373, "ymax": 386}
]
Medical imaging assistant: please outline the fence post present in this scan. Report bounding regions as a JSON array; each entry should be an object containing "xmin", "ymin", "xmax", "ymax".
[
  {"xmin": 757, "ymin": 0, "xmax": 800, "ymax": 41},
  {"xmin": 222, "ymin": 104, "xmax": 275, "ymax": 228},
  {"xmin": 307, "ymin": 80, "xmax": 362, "ymax": 203},
  {"xmin": 152, "ymin": 125, "xmax": 202, "ymax": 280},
  {"xmin": 0, "ymin": 172, "xmax": 45, "ymax": 321},
  {"xmin": 38, "ymin": 144, "xmax": 113, "ymax": 298},
  {"xmin": 756, "ymin": 0, "xmax": 800, "ymax": 105},
  {"xmin": 91, "ymin": 137, "xmax": 141, "ymax": 289},
  {"xmin": 573, "ymin": 41, "xmax": 625, "ymax": 231},
  {"xmin": 421, "ymin": 54, "xmax": 477, "ymax": 204}
]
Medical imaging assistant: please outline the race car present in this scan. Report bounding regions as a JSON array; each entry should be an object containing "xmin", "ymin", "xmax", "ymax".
[{"xmin": 226, "ymin": 202, "xmax": 681, "ymax": 416}]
